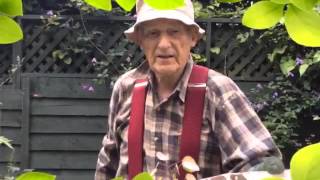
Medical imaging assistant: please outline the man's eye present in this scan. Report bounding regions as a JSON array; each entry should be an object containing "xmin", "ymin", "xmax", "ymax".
[
  {"xmin": 169, "ymin": 29, "xmax": 180, "ymax": 35},
  {"xmin": 146, "ymin": 31, "xmax": 158, "ymax": 37}
]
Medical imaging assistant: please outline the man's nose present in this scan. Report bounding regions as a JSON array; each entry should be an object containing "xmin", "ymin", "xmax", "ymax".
[{"xmin": 158, "ymin": 34, "xmax": 171, "ymax": 49}]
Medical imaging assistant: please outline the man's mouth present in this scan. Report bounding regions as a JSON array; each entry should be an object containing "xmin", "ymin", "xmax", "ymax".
[{"xmin": 157, "ymin": 55, "xmax": 174, "ymax": 59}]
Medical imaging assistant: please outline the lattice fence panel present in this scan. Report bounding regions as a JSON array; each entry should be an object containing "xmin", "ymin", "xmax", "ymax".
[
  {"xmin": 209, "ymin": 23, "xmax": 277, "ymax": 81},
  {"xmin": 1, "ymin": 17, "xmax": 279, "ymax": 82},
  {"xmin": 0, "ymin": 45, "xmax": 12, "ymax": 83},
  {"xmin": 21, "ymin": 20, "xmax": 72, "ymax": 73},
  {"xmin": 19, "ymin": 18, "xmax": 146, "ymax": 79}
]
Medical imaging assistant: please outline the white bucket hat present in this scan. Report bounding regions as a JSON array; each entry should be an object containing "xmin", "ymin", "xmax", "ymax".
[{"xmin": 124, "ymin": 0, "xmax": 205, "ymax": 42}]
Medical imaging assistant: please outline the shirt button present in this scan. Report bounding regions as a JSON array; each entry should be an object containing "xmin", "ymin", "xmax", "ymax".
[{"xmin": 154, "ymin": 137, "xmax": 159, "ymax": 142}]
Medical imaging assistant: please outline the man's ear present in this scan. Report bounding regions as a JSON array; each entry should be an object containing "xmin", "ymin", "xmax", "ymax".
[{"xmin": 190, "ymin": 27, "xmax": 200, "ymax": 47}]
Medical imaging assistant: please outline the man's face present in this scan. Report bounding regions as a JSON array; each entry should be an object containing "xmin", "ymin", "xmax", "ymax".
[{"xmin": 138, "ymin": 19, "xmax": 198, "ymax": 78}]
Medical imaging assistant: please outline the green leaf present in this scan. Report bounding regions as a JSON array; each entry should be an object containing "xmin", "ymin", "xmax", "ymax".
[
  {"xmin": 270, "ymin": 0, "xmax": 290, "ymax": 4},
  {"xmin": 144, "ymin": 0, "xmax": 184, "ymax": 10},
  {"xmin": 242, "ymin": 1, "xmax": 285, "ymax": 29},
  {"xmin": 16, "ymin": 172, "xmax": 56, "ymax": 180},
  {"xmin": 313, "ymin": 50, "xmax": 320, "ymax": 63},
  {"xmin": 0, "ymin": 0, "xmax": 23, "ymax": 16},
  {"xmin": 52, "ymin": 50, "xmax": 67, "ymax": 60},
  {"xmin": 132, "ymin": 172, "xmax": 153, "ymax": 180},
  {"xmin": 115, "ymin": 0, "xmax": 135, "ymax": 11},
  {"xmin": 284, "ymin": 5, "xmax": 320, "ymax": 47},
  {"xmin": 210, "ymin": 47, "xmax": 221, "ymax": 54},
  {"xmin": 290, "ymin": 143, "xmax": 320, "ymax": 180},
  {"xmin": 280, "ymin": 57, "xmax": 295, "ymax": 75},
  {"xmin": 312, "ymin": 115, "xmax": 320, "ymax": 120},
  {"xmin": 0, "ymin": 15, "xmax": 23, "ymax": 44},
  {"xmin": 289, "ymin": 0, "xmax": 318, "ymax": 11},
  {"xmin": 236, "ymin": 32, "xmax": 250, "ymax": 43},
  {"xmin": 0, "ymin": 136, "xmax": 14, "ymax": 149},
  {"xmin": 64, "ymin": 57, "xmax": 72, "ymax": 65},
  {"xmin": 299, "ymin": 64, "xmax": 309, "ymax": 76},
  {"xmin": 267, "ymin": 46, "xmax": 287, "ymax": 62},
  {"xmin": 217, "ymin": 0, "xmax": 241, "ymax": 3},
  {"xmin": 111, "ymin": 177, "xmax": 124, "ymax": 180},
  {"xmin": 83, "ymin": 0, "xmax": 112, "ymax": 11}
]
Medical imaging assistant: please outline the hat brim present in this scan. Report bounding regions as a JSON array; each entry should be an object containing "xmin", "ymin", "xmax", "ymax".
[{"xmin": 124, "ymin": 10, "xmax": 205, "ymax": 43}]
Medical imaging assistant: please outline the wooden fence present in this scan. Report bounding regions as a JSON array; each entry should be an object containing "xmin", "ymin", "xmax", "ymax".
[{"xmin": 1, "ymin": 74, "xmax": 111, "ymax": 180}]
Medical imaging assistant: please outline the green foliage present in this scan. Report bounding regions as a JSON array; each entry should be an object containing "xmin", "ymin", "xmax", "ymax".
[
  {"xmin": 111, "ymin": 177, "xmax": 124, "ymax": 180},
  {"xmin": 241, "ymin": 0, "xmax": 320, "ymax": 47},
  {"xmin": 0, "ymin": 136, "xmax": 13, "ymax": 149},
  {"xmin": 0, "ymin": 0, "xmax": 23, "ymax": 44},
  {"xmin": 285, "ymin": 5, "xmax": 320, "ymax": 47},
  {"xmin": 84, "ymin": 0, "xmax": 112, "ymax": 11},
  {"xmin": 16, "ymin": 172, "xmax": 56, "ymax": 180},
  {"xmin": 290, "ymin": 143, "xmax": 320, "ymax": 180},
  {"xmin": 210, "ymin": 47, "xmax": 221, "ymax": 55},
  {"xmin": 115, "ymin": 0, "xmax": 135, "ymax": 11},
  {"xmin": 218, "ymin": 0, "xmax": 241, "ymax": 3},
  {"xmin": 191, "ymin": 53, "xmax": 207, "ymax": 64},
  {"xmin": 193, "ymin": 0, "xmax": 247, "ymax": 18},
  {"xmin": 83, "ymin": 0, "xmax": 184, "ymax": 12},
  {"xmin": 279, "ymin": 57, "xmax": 295, "ymax": 76},
  {"xmin": 0, "ymin": 0, "xmax": 22, "ymax": 16},
  {"xmin": 143, "ymin": 0, "xmax": 184, "ymax": 10},
  {"xmin": 242, "ymin": 1, "xmax": 284, "ymax": 29},
  {"xmin": 290, "ymin": 0, "xmax": 318, "ymax": 11},
  {"xmin": 133, "ymin": 172, "xmax": 153, "ymax": 180},
  {"xmin": 250, "ymin": 73, "xmax": 320, "ymax": 150}
]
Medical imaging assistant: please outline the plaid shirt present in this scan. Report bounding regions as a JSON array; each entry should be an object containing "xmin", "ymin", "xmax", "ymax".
[{"xmin": 95, "ymin": 59, "xmax": 281, "ymax": 180}]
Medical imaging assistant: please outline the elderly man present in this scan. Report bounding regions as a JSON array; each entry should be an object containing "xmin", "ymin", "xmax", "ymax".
[{"xmin": 95, "ymin": 0, "xmax": 281, "ymax": 179}]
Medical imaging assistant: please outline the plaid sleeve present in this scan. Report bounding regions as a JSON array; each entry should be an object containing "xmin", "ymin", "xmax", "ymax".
[
  {"xmin": 214, "ymin": 80, "xmax": 281, "ymax": 172},
  {"xmin": 95, "ymin": 81, "xmax": 122, "ymax": 180}
]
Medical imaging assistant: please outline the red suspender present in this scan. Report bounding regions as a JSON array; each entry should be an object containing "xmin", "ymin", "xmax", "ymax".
[
  {"xmin": 128, "ymin": 79, "xmax": 148, "ymax": 179},
  {"xmin": 178, "ymin": 65, "xmax": 208, "ymax": 180},
  {"xmin": 128, "ymin": 65, "xmax": 208, "ymax": 179}
]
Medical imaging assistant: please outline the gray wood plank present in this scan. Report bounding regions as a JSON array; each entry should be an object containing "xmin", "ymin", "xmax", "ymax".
[
  {"xmin": 1, "ymin": 128, "xmax": 22, "ymax": 145},
  {"xmin": 30, "ymin": 134, "xmax": 104, "ymax": 151},
  {"xmin": 30, "ymin": 116, "xmax": 107, "ymax": 133},
  {"xmin": 0, "ymin": 162, "xmax": 21, "ymax": 176},
  {"xmin": 31, "ymin": 99, "xmax": 108, "ymax": 116},
  {"xmin": 0, "ymin": 146, "xmax": 21, "ymax": 162},
  {"xmin": 42, "ymin": 170, "xmax": 95, "ymax": 180},
  {"xmin": 30, "ymin": 77, "xmax": 111, "ymax": 99},
  {"xmin": 0, "ymin": 89, "xmax": 23, "ymax": 110},
  {"xmin": 0, "ymin": 110, "xmax": 21, "ymax": 127},
  {"xmin": 21, "ymin": 76, "xmax": 31, "ymax": 169},
  {"xmin": 30, "ymin": 151, "xmax": 98, "ymax": 169}
]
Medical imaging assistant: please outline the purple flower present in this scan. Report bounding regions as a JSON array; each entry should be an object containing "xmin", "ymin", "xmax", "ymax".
[
  {"xmin": 88, "ymin": 86, "xmax": 95, "ymax": 92},
  {"xmin": 254, "ymin": 103, "xmax": 264, "ymax": 112},
  {"xmin": 272, "ymin": 92, "xmax": 278, "ymax": 99},
  {"xmin": 288, "ymin": 72, "xmax": 295, "ymax": 77},
  {"xmin": 256, "ymin": 83, "xmax": 263, "ymax": 90},
  {"xmin": 46, "ymin": 10, "xmax": 54, "ymax": 16},
  {"xmin": 81, "ymin": 83, "xmax": 95, "ymax": 93},
  {"xmin": 295, "ymin": 57, "xmax": 304, "ymax": 65},
  {"xmin": 91, "ymin": 57, "xmax": 97, "ymax": 65}
]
